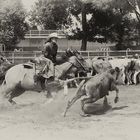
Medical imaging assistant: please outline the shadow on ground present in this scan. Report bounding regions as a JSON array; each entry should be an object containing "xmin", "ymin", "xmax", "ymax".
[{"xmin": 83, "ymin": 103, "xmax": 128, "ymax": 116}]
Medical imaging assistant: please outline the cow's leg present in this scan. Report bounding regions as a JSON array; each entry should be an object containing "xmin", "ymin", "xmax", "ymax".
[
  {"xmin": 81, "ymin": 97, "xmax": 98, "ymax": 116},
  {"xmin": 111, "ymin": 84, "xmax": 119, "ymax": 103},
  {"xmin": 63, "ymin": 80, "xmax": 85, "ymax": 117},
  {"xmin": 63, "ymin": 92, "xmax": 84, "ymax": 117},
  {"xmin": 103, "ymin": 96, "xmax": 109, "ymax": 106}
]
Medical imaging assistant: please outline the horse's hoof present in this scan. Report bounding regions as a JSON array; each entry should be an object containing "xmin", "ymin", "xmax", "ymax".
[{"xmin": 11, "ymin": 101, "xmax": 16, "ymax": 105}]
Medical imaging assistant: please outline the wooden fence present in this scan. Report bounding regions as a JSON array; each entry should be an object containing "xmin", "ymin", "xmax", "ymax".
[{"xmin": 1, "ymin": 48, "xmax": 140, "ymax": 64}]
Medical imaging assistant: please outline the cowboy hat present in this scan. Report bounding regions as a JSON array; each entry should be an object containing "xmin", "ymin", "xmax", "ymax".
[{"xmin": 48, "ymin": 32, "xmax": 60, "ymax": 39}]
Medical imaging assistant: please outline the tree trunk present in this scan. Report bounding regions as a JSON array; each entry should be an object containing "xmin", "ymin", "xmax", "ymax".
[{"xmin": 81, "ymin": 4, "xmax": 87, "ymax": 51}]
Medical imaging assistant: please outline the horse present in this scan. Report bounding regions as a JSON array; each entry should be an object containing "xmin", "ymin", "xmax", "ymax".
[
  {"xmin": 0, "ymin": 55, "xmax": 89, "ymax": 105},
  {"xmin": 55, "ymin": 49, "xmax": 91, "ymax": 87}
]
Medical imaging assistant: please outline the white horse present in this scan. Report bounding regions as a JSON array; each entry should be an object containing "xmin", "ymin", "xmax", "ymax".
[{"xmin": 0, "ymin": 56, "xmax": 89, "ymax": 104}]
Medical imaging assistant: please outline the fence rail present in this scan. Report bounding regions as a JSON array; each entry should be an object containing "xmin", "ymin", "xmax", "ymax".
[
  {"xmin": 1, "ymin": 49, "xmax": 140, "ymax": 64},
  {"xmin": 25, "ymin": 30, "xmax": 65, "ymax": 37}
]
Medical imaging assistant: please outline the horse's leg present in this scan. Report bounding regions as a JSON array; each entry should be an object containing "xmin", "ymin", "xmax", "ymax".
[
  {"xmin": 73, "ymin": 80, "xmax": 79, "ymax": 87},
  {"xmin": 1, "ymin": 84, "xmax": 17, "ymax": 104},
  {"xmin": 131, "ymin": 71, "xmax": 135, "ymax": 84},
  {"xmin": 4, "ymin": 83, "xmax": 25, "ymax": 105},
  {"xmin": 8, "ymin": 86, "xmax": 25, "ymax": 105},
  {"xmin": 44, "ymin": 90, "xmax": 52, "ymax": 98},
  {"xmin": 129, "ymin": 72, "xmax": 132, "ymax": 85},
  {"xmin": 125, "ymin": 72, "xmax": 130, "ymax": 85},
  {"xmin": 1, "ymin": 84, "xmax": 15, "ymax": 98},
  {"xmin": 8, "ymin": 93, "xmax": 17, "ymax": 105}
]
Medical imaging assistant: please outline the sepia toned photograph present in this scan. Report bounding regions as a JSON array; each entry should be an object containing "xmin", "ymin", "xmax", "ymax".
[{"xmin": 0, "ymin": 0, "xmax": 140, "ymax": 139}]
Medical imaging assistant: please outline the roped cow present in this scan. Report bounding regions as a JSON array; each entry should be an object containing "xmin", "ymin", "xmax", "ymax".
[{"xmin": 64, "ymin": 68, "xmax": 120, "ymax": 117}]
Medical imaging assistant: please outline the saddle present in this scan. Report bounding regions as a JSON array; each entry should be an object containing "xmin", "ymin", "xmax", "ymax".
[{"xmin": 23, "ymin": 59, "xmax": 36, "ymax": 69}]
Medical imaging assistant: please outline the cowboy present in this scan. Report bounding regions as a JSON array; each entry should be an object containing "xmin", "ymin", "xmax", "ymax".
[
  {"xmin": 34, "ymin": 54, "xmax": 55, "ymax": 90},
  {"xmin": 32, "ymin": 32, "xmax": 60, "ymax": 90},
  {"xmin": 43, "ymin": 32, "xmax": 59, "ymax": 64}
]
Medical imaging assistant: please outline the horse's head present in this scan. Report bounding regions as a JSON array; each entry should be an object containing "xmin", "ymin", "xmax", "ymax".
[
  {"xmin": 65, "ymin": 48, "xmax": 81, "ymax": 58},
  {"xmin": 68, "ymin": 56, "xmax": 90, "ymax": 74},
  {"xmin": 65, "ymin": 48, "xmax": 74, "ymax": 57}
]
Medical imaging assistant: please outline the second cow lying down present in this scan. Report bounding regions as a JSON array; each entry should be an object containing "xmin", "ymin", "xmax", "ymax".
[{"xmin": 64, "ymin": 68, "xmax": 119, "ymax": 117}]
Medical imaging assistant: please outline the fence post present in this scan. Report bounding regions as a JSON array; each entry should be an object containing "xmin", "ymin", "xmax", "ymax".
[
  {"xmin": 34, "ymin": 52, "xmax": 37, "ymax": 58},
  {"xmin": 30, "ymin": 30, "xmax": 31, "ymax": 37},
  {"xmin": 12, "ymin": 52, "xmax": 15, "ymax": 63},
  {"xmin": 103, "ymin": 48, "xmax": 106, "ymax": 57},
  {"xmin": 126, "ymin": 48, "xmax": 131, "ymax": 58},
  {"xmin": 87, "ymin": 51, "xmax": 90, "ymax": 59},
  {"xmin": 106, "ymin": 48, "xmax": 109, "ymax": 60}
]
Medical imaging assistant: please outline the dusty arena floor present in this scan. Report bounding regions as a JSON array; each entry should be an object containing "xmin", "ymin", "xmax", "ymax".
[{"xmin": 0, "ymin": 85, "xmax": 140, "ymax": 140}]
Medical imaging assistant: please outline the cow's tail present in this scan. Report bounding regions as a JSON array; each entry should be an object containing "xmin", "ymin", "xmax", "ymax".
[{"xmin": 63, "ymin": 80, "xmax": 86, "ymax": 117}]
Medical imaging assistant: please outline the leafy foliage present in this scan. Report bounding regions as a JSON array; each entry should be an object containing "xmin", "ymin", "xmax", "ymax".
[
  {"xmin": 0, "ymin": 0, "xmax": 28, "ymax": 50},
  {"xmin": 29, "ymin": 0, "xmax": 70, "ymax": 29},
  {"xmin": 66, "ymin": 0, "xmax": 138, "ymax": 50}
]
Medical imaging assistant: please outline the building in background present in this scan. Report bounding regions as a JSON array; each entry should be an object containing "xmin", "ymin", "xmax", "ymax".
[{"xmin": 16, "ymin": 30, "xmax": 114, "ymax": 51}]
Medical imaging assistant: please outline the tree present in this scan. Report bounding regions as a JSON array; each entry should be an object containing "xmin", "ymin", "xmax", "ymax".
[
  {"xmin": 29, "ymin": 0, "xmax": 70, "ymax": 30},
  {"xmin": 125, "ymin": 0, "xmax": 140, "ymax": 46},
  {"xmin": 68, "ymin": 0, "xmax": 136, "ymax": 50},
  {"xmin": 0, "ymin": 0, "xmax": 28, "ymax": 50},
  {"xmin": 126, "ymin": 0, "xmax": 140, "ymax": 21},
  {"xmin": 107, "ymin": 0, "xmax": 139, "ymax": 49},
  {"xmin": 67, "ymin": 0, "xmax": 120, "ymax": 50}
]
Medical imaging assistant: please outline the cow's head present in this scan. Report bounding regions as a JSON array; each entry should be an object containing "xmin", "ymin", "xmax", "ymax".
[
  {"xmin": 114, "ymin": 67, "xmax": 125, "ymax": 85},
  {"xmin": 108, "ymin": 67, "xmax": 125, "ymax": 85}
]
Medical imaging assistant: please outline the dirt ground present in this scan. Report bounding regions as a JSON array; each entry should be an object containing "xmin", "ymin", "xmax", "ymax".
[{"xmin": 0, "ymin": 85, "xmax": 140, "ymax": 140}]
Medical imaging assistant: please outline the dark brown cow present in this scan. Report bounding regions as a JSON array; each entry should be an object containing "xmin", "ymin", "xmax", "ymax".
[{"xmin": 64, "ymin": 69, "xmax": 119, "ymax": 117}]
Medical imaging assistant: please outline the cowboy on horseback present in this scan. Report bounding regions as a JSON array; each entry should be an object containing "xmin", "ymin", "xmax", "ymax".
[
  {"xmin": 43, "ymin": 32, "xmax": 59, "ymax": 64},
  {"xmin": 39, "ymin": 32, "xmax": 60, "ymax": 78},
  {"xmin": 32, "ymin": 33, "xmax": 60, "ymax": 90}
]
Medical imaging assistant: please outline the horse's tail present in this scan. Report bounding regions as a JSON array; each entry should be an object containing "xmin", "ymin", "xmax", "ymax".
[
  {"xmin": 1, "ymin": 79, "xmax": 6, "ymax": 86},
  {"xmin": 0, "ymin": 79, "xmax": 6, "ymax": 96}
]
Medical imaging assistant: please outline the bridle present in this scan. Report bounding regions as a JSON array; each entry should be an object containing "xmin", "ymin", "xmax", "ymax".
[{"xmin": 68, "ymin": 56, "xmax": 87, "ymax": 72}]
